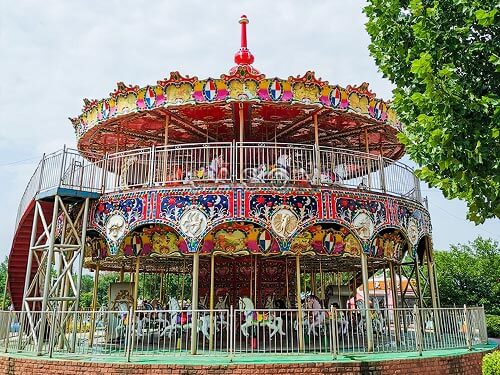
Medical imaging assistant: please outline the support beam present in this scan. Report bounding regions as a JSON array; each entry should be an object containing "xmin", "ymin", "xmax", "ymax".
[
  {"xmin": 209, "ymin": 253, "xmax": 215, "ymax": 351},
  {"xmin": 389, "ymin": 261, "xmax": 401, "ymax": 347},
  {"xmin": 190, "ymin": 252, "xmax": 199, "ymax": 355},
  {"xmin": 296, "ymin": 255, "xmax": 304, "ymax": 352},
  {"xmin": 133, "ymin": 257, "xmax": 140, "ymax": 311},
  {"xmin": 37, "ymin": 196, "xmax": 60, "ymax": 354},
  {"xmin": 313, "ymin": 112, "xmax": 321, "ymax": 185},
  {"xmin": 164, "ymin": 115, "xmax": 170, "ymax": 146},
  {"xmin": 361, "ymin": 252, "xmax": 374, "ymax": 352},
  {"xmin": 239, "ymin": 104, "xmax": 244, "ymax": 182},
  {"xmin": 88, "ymin": 262, "xmax": 100, "ymax": 348}
]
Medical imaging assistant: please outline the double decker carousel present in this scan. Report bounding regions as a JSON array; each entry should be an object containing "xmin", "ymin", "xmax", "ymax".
[{"xmin": 8, "ymin": 16, "xmax": 457, "ymax": 360}]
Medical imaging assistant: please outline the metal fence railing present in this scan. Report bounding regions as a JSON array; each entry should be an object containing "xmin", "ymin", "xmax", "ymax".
[
  {"xmin": 0, "ymin": 305, "xmax": 488, "ymax": 360},
  {"xmin": 14, "ymin": 143, "xmax": 424, "ymax": 229}
]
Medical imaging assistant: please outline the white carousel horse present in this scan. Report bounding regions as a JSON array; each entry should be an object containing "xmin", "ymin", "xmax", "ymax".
[
  {"xmin": 159, "ymin": 296, "xmax": 211, "ymax": 339},
  {"xmin": 296, "ymin": 295, "xmax": 326, "ymax": 336},
  {"xmin": 114, "ymin": 301, "xmax": 131, "ymax": 338},
  {"xmin": 207, "ymin": 154, "xmax": 227, "ymax": 180},
  {"xmin": 247, "ymin": 164, "xmax": 268, "ymax": 183},
  {"xmin": 238, "ymin": 297, "xmax": 285, "ymax": 338},
  {"xmin": 214, "ymin": 294, "xmax": 229, "ymax": 329}
]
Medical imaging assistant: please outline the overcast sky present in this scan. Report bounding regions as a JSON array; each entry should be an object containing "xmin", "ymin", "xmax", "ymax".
[{"xmin": 0, "ymin": 0, "xmax": 498, "ymax": 259}]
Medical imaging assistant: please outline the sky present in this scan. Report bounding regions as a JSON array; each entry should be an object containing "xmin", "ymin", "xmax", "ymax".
[{"xmin": 0, "ymin": 0, "xmax": 498, "ymax": 260}]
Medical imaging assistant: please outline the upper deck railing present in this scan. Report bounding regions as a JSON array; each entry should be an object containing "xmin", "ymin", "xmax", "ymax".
[{"xmin": 15, "ymin": 143, "xmax": 423, "ymax": 229}]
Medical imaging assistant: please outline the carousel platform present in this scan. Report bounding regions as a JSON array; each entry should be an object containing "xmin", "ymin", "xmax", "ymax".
[{"xmin": 0, "ymin": 341, "xmax": 496, "ymax": 374}]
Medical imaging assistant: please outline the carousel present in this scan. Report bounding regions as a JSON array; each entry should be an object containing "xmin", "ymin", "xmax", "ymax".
[{"xmin": 6, "ymin": 15, "xmax": 487, "ymax": 362}]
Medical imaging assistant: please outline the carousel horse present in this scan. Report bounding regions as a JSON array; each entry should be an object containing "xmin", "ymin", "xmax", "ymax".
[
  {"xmin": 207, "ymin": 154, "xmax": 228, "ymax": 180},
  {"xmin": 247, "ymin": 163, "xmax": 268, "ymax": 183},
  {"xmin": 355, "ymin": 298, "xmax": 384, "ymax": 335},
  {"xmin": 371, "ymin": 298, "xmax": 385, "ymax": 334},
  {"xmin": 114, "ymin": 301, "xmax": 131, "ymax": 338},
  {"xmin": 268, "ymin": 154, "xmax": 291, "ymax": 184},
  {"xmin": 214, "ymin": 294, "xmax": 229, "ymax": 329},
  {"xmin": 296, "ymin": 294, "xmax": 326, "ymax": 336},
  {"xmin": 159, "ymin": 296, "xmax": 211, "ymax": 339},
  {"xmin": 238, "ymin": 297, "xmax": 285, "ymax": 338},
  {"xmin": 328, "ymin": 303, "xmax": 349, "ymax": 336}
]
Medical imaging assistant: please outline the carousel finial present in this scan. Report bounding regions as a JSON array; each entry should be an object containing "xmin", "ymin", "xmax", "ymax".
[{"xmin": 234, "ymin": 14, "xmax": 254, "ymax": 65}]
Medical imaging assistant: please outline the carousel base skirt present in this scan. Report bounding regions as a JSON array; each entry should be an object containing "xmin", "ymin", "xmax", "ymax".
[{"xmin": 0, "ymin": 341, "xmax": 496, "ymax": 375}]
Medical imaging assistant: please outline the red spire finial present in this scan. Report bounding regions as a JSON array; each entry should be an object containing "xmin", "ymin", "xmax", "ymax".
[{"xmin": 234, "ymin": 14, "xmax": 254, "ymax": 65}]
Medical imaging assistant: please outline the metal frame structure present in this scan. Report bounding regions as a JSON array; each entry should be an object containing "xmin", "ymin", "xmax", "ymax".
[{"xmin": 20, "ymin": 196, "xmax": 90, "ymax": 354}]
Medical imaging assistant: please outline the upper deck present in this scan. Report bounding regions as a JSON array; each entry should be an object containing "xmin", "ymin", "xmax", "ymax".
[{"xmin": 16, "ymin": 143, "xmax": 423, "ymax": 230}]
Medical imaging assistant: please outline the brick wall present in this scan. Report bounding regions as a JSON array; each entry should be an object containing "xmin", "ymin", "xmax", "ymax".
[{"xmin": 0, "ymin": 351, "xmax": 490, "ymax": 375}]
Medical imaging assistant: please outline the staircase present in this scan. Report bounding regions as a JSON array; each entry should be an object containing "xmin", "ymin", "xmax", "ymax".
[{"xmin": 8, "ymin": 200, "xmax": 54, "ymax": 310}]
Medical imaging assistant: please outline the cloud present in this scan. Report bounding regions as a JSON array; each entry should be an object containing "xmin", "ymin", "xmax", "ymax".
[{"xmin": 0, "ymin": 1, "xmax": 498, "ymax": 259}]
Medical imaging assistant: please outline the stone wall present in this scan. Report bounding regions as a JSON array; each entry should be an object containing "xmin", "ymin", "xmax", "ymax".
[{"xmin": 0, "ymin": 351, "xmax": 490, "ymax": 375}]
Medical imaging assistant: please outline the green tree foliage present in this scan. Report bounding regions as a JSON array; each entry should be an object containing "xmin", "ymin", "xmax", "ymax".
[
  {"xmin": 0, "ymin": 258, "xmax": 11, "ymax": 309},
  {"xmin": 364, "ymin": 0, "xmax": 500, "ymax": 223},
  {"xmin": 483, "ymin": 350, "xmax": 500, "ymax": 375},
  {"xmin": 434, "ymin": 237, "xmax": 500, "ymax": 315},
  {"xmin": 77, "ymin": 270, "xmax": 191, "ymax": 309}
]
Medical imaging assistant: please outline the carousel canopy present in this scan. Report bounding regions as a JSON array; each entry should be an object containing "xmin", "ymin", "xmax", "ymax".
[{"xmin": 70, "ymin": 15, "xmax": 404, "ymax": 160}]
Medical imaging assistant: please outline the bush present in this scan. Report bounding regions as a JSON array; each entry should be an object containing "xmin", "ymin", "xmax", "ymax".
[
  {"xmin": 483, "ymin": 350, "xmax": 500, "ymax": 375},
  {"xmin": 486, "ymin": 315, "xmax": 500, "ymax": 338}
]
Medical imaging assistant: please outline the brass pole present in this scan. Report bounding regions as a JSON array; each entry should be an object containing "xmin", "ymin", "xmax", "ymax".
[
  {"xmin": 159, "ymin": 273, "xmax": 165, "ymax": 306},
  {"xmin": 180, "ymin": 260, "xmax": 186, "ymax": 308},
  {"xmin": 319, "ymin": 260, "xmax": 324, "ymax": 302},
  {"xmin": 249, "ymin": 256, "xmax": 253, "ymax": 301},
  {"xmin": 239, "ymin": 104, "xmax": 244, "ymax": 182},
  {"xmin": 311, "ymin": 269, "xmax": 316, "ymax": 296},
  {"xmin": 162, "ymin": 115, "xmax": 170, "ymax": 183},
  {"xmin": 254, "ymin": 256, "xmax": 258, "ymax": 305},
  {"xmin": 285, "ymin": 258, "xmax": 290, "ymax": 308},
  {"xmin": 296, "ymin": 255, "xmax": 304, "ymax": 351},
  {"xmin": 313, "ymin": 113, "xmax": 321, "ymax": 184},
  {"xmin": 164, "ymin": 115, "xmax": 170, "ymax": 146},
  {"xmin": 364, "ymin": 128, "xmax": 372, "ymax": 188},
  {"xmin": 209, "ymin": 253, "xmax": 215, "ymax": 351},
  {"xmin": 337, "ymin": 271, "xmax": 341, "ymax": 307}
]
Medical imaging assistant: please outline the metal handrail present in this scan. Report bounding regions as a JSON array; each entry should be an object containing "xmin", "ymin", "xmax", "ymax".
[
  {"xmin": 14, "ymin": 143, "xmax": 424, "ymax": 229},
  {"xmin": 0, "ymin": 305, "xmax": 488, "ymax": 358}
]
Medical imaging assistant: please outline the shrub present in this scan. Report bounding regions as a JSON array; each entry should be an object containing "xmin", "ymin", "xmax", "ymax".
[
  {"xmin": 483, "ymin": 350, "xmax": 500, "ymax": 375},
  {"xmin": 486, "ymin": 315, "xmax": 500, "ymax": 338}
]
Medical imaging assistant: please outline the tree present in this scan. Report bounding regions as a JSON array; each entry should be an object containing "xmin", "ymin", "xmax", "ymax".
[
  {"xmin": 364, "ymin": 0, "xmax": 499, "ymax": 223},
  {"xmin": 433, "ymin": 237, "xmax": 500, "ymax": 314},
  {"xmin": 0, "ymin": 257, "xmax": 11, "ymax": 309}
]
